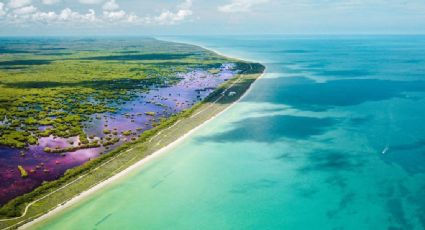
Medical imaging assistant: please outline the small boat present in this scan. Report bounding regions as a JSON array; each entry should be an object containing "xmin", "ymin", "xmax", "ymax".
[{"xmin": 382, "ymin": 146, "xmax": 389, "ymax": 154}]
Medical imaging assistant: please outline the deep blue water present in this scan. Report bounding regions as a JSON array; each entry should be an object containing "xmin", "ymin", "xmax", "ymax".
[{"xmin": 34, "ymin": 35, "xmax": 425, "ymax": 230}]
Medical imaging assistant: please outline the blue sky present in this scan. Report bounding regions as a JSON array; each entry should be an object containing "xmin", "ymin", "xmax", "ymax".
[{"xmin": 1, "ymin": 0, "xmax": 425, "ymax": 35}]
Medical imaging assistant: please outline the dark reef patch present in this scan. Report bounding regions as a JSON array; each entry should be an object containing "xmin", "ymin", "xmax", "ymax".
[
  {"xmin": 197, "ymin": 115, "xmax": 338, "ymax": 143},
  {"xmin": 245, "ymin": 77, "xmax": 425, "ymax": 111},
  {"xmin": 299, "ymin": 150, "xmax": 365, "ymax": 173}
]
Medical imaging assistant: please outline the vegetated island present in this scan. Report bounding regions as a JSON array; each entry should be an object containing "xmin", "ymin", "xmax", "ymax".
[{"xmin": 0, "ymin": 37, "xmax": 265, "ymax": 229}]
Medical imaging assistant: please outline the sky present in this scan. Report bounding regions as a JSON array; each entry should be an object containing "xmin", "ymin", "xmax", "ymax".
[{"xmin": 1, "ymin": 0, "xmax": 425, "ymax": 36}]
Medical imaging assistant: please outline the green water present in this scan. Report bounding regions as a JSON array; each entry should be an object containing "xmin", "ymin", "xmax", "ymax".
[{"xmin": 33, "ymin": 36, "xmax": 425, "ymax": 230}]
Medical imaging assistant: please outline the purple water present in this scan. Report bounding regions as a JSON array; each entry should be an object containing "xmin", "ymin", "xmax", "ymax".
[{"xmin": 0, "ymin": 64, "xmax": 236, "ymax": 205}]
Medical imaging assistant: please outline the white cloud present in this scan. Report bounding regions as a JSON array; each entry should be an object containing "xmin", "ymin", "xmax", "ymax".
[
  {"xmin": 101, "ymin": 0, "xmax": 137, "ymax": 22},
  {"xmin": 102, "ymin": 0, "xmax": 119, "ymax": 11},
  {"xmin": 30, "ymin": 8, "xmax": 98, "ymax": 23},
  {"xmin": 103, "ymin": 9, "xmax": 125, "ymax": 20},
  {"xmin": 13, "ymin": 5, "xmax": 36, "ymax": 14},
  {"xmin": 79, "ymin": 0, "xmax": 103, "ymax": 5},
  {"xmin": 154, "ymin": 9, "xmax": 192, "ymax": 25},
  {"xmin": 0, "ymin": 0, "xmax": 193, "ymax": 26},
  {"xmin": 0, "ymin": 2, "xmax": 6, "ymax": 17},
  {"xmin": 153, "ymin": 0, "xmax": 192, "ymax": 25},
  {"xmin": 218, "ymin": 0, "xmax": 269, "ymax": 13},
  {"xmin": 126, "ymin": 13, "xmax": 138, "ymax": 22},
  {"xmin": 31, "ymin": 7, "xmax": 135, "ymax": 24},
  {"xmin": 32, "ymin": 11, "xmax": 58, "ymax": 21},
  {"xmin": 58, "ymin": 8, "xmax": 97, "ymax": 21},
  {"xmin": 8, "ymin": 0, "xmax": 31, "ymax": 9},
  {"xmin": 42, "ymin": 0, "xmax": 60, "ymax": 5}
]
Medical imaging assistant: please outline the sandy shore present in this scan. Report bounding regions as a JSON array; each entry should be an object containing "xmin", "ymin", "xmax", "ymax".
[{"xmin": 19, "ymin": 47, "xmax": 265, "ymax": 229}]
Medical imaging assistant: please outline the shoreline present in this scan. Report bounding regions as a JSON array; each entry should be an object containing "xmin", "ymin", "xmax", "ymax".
[
  {"xmin": 23, "ymin": 69, "xmax": 265, "ymax": 230},
  {"xmin": 2, "ymin": 42, "xmax": 266, "ymax": 230},
  {"xmin": 158, "ymin": 36, "xmax": 260, "ymax": 64}
]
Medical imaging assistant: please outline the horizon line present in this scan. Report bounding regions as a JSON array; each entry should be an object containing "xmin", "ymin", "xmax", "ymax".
[{"xmin": 2, "ymin": 33, "xmax": 425, "ymax": 38}]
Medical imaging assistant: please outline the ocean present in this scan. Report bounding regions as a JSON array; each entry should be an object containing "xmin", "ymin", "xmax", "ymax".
[{"xmin": 32, "ymin": 35, "xmax": 425, "ymax": 230}]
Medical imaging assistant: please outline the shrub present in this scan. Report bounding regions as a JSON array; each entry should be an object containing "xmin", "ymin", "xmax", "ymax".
[
  {"xmin": 145, "ymin": 111, "xmax": 156, "ymax": 116},
  {"xmin": 24, "ymin": 117, "xmax": 38, "ymax": 125},
  {"xmin": 18, "ymin": 165, "xmax": 28, "ymax": 178},
  {"xmin": 122, "ymin": 130, "xmax": 132, "ymax": 136}
]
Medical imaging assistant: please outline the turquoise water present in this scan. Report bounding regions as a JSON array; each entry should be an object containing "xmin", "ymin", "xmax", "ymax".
[{"xmin": 34, "ymin": 36, "xmax": 425, "ymax": 230}]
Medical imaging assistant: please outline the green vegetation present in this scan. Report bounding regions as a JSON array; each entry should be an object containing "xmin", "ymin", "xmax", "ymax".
[
  {"xmin": 0, "ymin": 38, "xmax": 234, "ymax": 150},
  {"xmin": 102, "ymin": 129, "xmax": 111, "ymax": 135},
  {"xmin": 121, "ymin": 130, "xmax": 132, "ymax": 136},
  {"xmin": 44, "ymin": 141, "xmax": 101, "ymax": 154}
]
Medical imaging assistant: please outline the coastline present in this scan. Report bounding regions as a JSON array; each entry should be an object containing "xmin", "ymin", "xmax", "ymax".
[
  {"xmin": 158, "ymin": 36, "xmax": 260, "ymax": 64},
  {"xmin": 23, "ymin": 69, "xmax": 266, "ymax": 230},
  {"xmin": 0, "ymin": 41, "xmax": 265, "ymax": 230}
]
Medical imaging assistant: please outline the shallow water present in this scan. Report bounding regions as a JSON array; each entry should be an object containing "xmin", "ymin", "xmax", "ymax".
[{"xmin": 34, "ymin": 35, "xmax": 425, "ymax": 230}]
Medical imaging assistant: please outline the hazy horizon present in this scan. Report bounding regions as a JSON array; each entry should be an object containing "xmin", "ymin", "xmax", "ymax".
[{"xmin": 1, "ymin": 0, "xmax": 425, "ymax": 36}]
